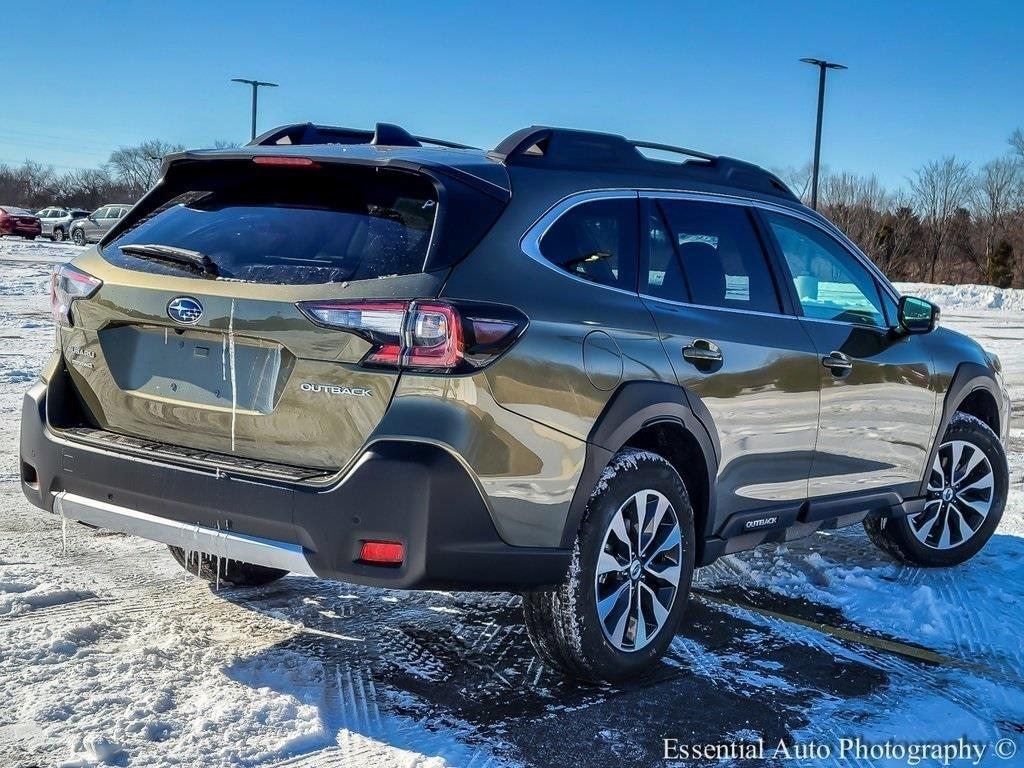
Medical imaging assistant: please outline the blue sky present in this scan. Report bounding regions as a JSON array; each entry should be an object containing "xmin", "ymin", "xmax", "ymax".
[{"xmin": 1, "ymin": 1, "xmax": 1021, "ymax": 190}]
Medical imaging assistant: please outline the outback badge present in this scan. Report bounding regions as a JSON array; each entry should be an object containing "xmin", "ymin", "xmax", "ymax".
[{"xmin": 300, "ymin": 382, "xmax": 374, "ymax": 398}]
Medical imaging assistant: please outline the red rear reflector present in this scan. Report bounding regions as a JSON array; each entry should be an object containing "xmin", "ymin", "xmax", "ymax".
[
  {"xmin": 252, "ymin": 156, "xmax": 318, "ymax": 167},
  {"xmin": 359, "ymin": 540, "xmax": 405, "ymax": 565}
]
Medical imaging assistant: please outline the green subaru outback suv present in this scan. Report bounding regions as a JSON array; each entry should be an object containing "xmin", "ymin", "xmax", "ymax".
[{"xmin": 20, "ymin": 123, "xmax": 1010, "ymax": 682}]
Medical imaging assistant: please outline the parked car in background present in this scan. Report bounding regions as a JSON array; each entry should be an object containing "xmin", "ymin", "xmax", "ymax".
[
  {"xmin": 70, "ymin": 204, "xmax": 131, "ymax": 245},
  {"xmin": 0, "ymin": 206, "xmax": 42, "ymax": 239},
  {"xmin": 36, "ymin": 207, "xmax": 89, "ymax": 241}
]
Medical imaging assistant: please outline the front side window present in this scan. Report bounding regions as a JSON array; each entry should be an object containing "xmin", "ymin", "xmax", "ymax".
[
  {"xmin": 656, "ymin": 200, "xmax": 780, "ymax": 313},
  {"xmin": 763, "ymin": 212, "xmax": 886, "ymax": 327},
  {"xmin": 539, "ymin": 198, "xmax": 638, "ymax": 291},
  {"xmin": 92, "ymin": 207, "xmax": 109, "ymax": 219}
]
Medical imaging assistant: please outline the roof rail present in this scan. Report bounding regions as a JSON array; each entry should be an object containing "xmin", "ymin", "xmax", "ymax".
[
  {"xmin": 250, "ymin": 122, "xmax": 477, "ymax": 150},
  {"xmin": 489, "ymin": 126, "xmax": 796, "ymax": 201}
]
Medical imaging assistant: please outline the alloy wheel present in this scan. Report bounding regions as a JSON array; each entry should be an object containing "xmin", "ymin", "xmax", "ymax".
[
  {"xmin": 594, "ymin": 489, "xmax": 682, "ymax": 652},
  {"xmin": 913, "ymin": 439, "xmax": 994, "ymax": 550}
]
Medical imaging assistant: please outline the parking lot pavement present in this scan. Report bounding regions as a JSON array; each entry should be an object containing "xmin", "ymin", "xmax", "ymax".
[{"xmin": 2, "ymin": 240, "xmax": 1022, "ymax": 767}]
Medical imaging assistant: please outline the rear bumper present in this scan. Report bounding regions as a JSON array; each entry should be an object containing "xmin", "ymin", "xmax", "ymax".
[
  {"xmin": 54, "ymin": 491, "xmax": 316, "ymax": 575},
  {"xmin": 20, "ymin": 381, "xmax": 569, "ymax": 590},
  {"xmin": 1, "ymin": 223, "xmax": 41, "ymax": 236}
]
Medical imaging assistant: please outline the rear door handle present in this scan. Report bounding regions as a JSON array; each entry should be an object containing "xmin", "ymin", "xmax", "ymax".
[
  {"xmin": 822, "ymin": 351, "xmax": 853, "ymax": 375},
  {"xmin": 682, "ymin": 339, "xmax": 723, "ymax": 366}
]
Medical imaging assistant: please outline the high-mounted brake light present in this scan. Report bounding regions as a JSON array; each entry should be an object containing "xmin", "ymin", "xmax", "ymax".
[
  {"xmin": 297, "ymin": 299, "xmax": 527, "ymax": 373},
  {"xmin": 252, "ymin": 156, "xmax": 319, "ymax": 167},
  {"xmin": 50, "ymin": 265, "xmax": 102, "ymax": 327}
]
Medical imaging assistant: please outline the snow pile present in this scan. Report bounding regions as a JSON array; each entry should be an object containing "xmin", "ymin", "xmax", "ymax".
[{"xmin": 895, "ymin": 281, "xmax": 1024, "ymax": 314}]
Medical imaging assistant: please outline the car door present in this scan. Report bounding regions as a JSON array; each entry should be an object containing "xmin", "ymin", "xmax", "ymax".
[
  {"xmin": 85, "ymin": 207, "xmax": 108, "ymax": 240},
  {"xmin": 758, "ymin": 209, "xmax": 937, "ymax": 503},
  {"xmin": 36, "ymin": 209, "xmax": 53, "ymax": 235},
  {"xmin": 639, "ymin": 194, "xmax": 821, "ymax": 532},
  {"xmin": 98, "ymin": 206, "xmax": 121, "ymax": 236}
]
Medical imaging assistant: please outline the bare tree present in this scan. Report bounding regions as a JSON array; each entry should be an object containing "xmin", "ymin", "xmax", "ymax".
[
  {"xmin": 1010, "ymin": 128, "xmax": 1024, "ymax": 161},
  {"xmin": 872, "ymin": 192, "xmax": 923, "ymax": 280},
  {"xmin": 909, "ymin": 156, "xmax": 975, "ymax": 282},
  {"xmin": 972, "ymin": 157, "xmax": 1023, "ymax": 277},
  {"xmin": 820, "ymin": 171, "xmax": 890, "ymax": 248},
  {"xmin": 772, "ymin": 161, "xmax": 815, "ymax": 203},
  {"xmin": 106, "ymin": 140, "xmax": 184, "ymax": 198}
]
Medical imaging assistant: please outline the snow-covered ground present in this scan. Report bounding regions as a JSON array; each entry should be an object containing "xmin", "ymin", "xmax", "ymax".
[{"xmin": 1, "ymin": 237, "xmax": 1022, "ymax": 767}]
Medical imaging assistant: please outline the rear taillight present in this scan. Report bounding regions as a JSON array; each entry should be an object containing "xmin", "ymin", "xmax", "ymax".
[
  {"xmin": 298, "ymin": 299, "xmax": 527, "ymax": 373},
  {"xmin": 50, "ymin": 265, "xmax": 102, "ymax": 327}
]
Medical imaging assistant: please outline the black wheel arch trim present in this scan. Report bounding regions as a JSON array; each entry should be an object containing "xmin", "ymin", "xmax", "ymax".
[
  {"xmin": 559, "ymin": 380, "xmax": 720, "ymax": 549},
  {"xmin": 919, "ymin": 361, "xmax": 1004, "ymax": 497}
]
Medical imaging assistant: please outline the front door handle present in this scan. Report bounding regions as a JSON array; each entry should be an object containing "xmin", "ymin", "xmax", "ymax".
[
  {"xmin": 822, "ymin": 351, "xmax": 853, "ymax": 375},
  {"xmin": 682, "ymin": 339, "xmax": 723, "ymax": 366}
]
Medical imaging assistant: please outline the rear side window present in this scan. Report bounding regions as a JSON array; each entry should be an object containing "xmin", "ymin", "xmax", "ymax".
[
  {"xmin": 643, "ymin": 206, "xmax": 687, "ymax": 301},
  {"xmin": 656, "ymin": 200, "xmax": 780, "ymax": 313},
  {"xmin": 539, "ymin": 198, "xmax": 638, "ymax": 291},
  {"xmin": 105, "ymin": 165, "xmax": 438, "ymax": 285}
]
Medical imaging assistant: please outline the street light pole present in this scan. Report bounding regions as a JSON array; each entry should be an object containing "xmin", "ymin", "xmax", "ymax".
[
  {"xmin": 231, "ymin": 78, "xmax": 279, "ymax": 142},
  {"xmin": 799, "ymin": 58, "xmax": 846, "ymax": 210}
]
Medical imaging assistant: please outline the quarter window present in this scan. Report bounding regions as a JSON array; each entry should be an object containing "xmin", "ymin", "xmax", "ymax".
[
  {"xmin": 656, "ymin": 200, "xmax": 781, "ymax": 313},
  {"xmin": 764, "ymin": 212, "xmax": 886, "ymax": 327},
  {"xmin": 538, "ymin": 198, "xmax": 638, "ymax": 291}
]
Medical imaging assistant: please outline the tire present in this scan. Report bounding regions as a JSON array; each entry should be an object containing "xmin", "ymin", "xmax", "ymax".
[
  {"xmin": 522, "ymin": 448, "xmax": 695, "ymax": 683},
  {"xmin": 168, "ymin": 545, "xmax": 288, "ymax": 587},
  {"xmin": 24, "ymin": 235, "xmax": 36, "ymax": 240},
  {"xmin": 72, "ymin": 228, "xmax": 87, "ymax": 246},
  {"xmin": 53, "ymin": 227, "xmax": 66, "ymax": 242},
  {"xmin": 864, "ymin": 412, "xmax": 1008, "ymax": 567}
]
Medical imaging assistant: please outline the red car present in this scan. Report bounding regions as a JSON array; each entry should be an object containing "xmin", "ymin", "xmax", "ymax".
[{"xmin": 0, "ymin": 206, "xmax": 42, "ymax": 239}]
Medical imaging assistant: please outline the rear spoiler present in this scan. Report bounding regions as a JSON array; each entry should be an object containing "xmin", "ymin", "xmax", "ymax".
[{"xmin": 251, "ymin": 121, "xmax": 477, "ymax": 151}]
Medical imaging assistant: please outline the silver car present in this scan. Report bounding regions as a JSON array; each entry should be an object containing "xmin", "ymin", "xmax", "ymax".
[
  {"xmin": 70, "ymin": 204, "xmax": 131, "ymax": 246},
  {"xmin": 36, "ymin": 207, "xmax": 89, "ymax": 241}
]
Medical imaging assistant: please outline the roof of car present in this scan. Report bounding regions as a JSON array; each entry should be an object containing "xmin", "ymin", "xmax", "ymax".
[{"xmin": 166, "ymin": 122, "xmax": 803, "ymax": 210}]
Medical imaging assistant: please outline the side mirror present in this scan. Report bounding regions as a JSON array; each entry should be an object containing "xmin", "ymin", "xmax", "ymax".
[{"xmin": 898, "ymin": 295, "xmax": 939, "ymax": 334}]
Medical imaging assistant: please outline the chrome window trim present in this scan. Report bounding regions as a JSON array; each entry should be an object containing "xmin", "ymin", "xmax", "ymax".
[
  {"xmin": 520, "ymin": 187, "xmax": 901, "ymax": 322},
  {"xmin": 519, "ymin": 190, "xmax": 641, "ymax": 298},
  {"xmin": 637, "ymin": 189, "xmax": 901, "ymax": 305},
  {"xmin": 639, "ymin": 292, "xmax": 801, "ymax": 322}
]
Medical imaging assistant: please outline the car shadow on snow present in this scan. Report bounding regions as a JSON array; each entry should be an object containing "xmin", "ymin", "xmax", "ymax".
[{"xmin": 217, "ymin": 579, "xmax": 895, "ymax": 767}]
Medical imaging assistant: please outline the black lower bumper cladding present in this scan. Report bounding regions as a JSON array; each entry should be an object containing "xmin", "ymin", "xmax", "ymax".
[{"xmin": 20, "ymin": 380, "xmax": 569, "ymax": 591}]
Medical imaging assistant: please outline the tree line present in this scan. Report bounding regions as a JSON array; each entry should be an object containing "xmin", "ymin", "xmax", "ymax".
[
  {"xmin": 776, "ymin": 129, "xmax": 1024, "ymax": 288},
  {"xmin": 2, "ymin": 131, "xmax": 1023, "ymax": 287},
  {"xmin": 0, "ymin": 139, "xmax": 235, "ymax": 212}
]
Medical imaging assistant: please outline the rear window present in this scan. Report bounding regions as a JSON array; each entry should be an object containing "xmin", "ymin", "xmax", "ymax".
[
  {"xmin": 104, "ymin": 165, "xmax": 438, "ymax": 285},
  {"xmin": 2, "ymin": 207, "xmax": 32, "ymax": 216}
]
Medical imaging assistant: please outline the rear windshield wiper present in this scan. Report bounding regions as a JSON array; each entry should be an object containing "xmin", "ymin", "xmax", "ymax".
[{"xmin": 118, "ymin": 243, "xmax": 220, "ymax": 277}]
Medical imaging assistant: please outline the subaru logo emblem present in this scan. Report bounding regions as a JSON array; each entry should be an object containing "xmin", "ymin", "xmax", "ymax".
[{"xmin": 167, "ymin": 296, "xmax": 203, "ymax": 325}]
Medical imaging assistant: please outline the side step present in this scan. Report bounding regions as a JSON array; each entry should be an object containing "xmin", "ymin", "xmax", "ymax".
[{"xmin": 53, "ymin": 491, "xmax": 315, "ymax": 576}]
